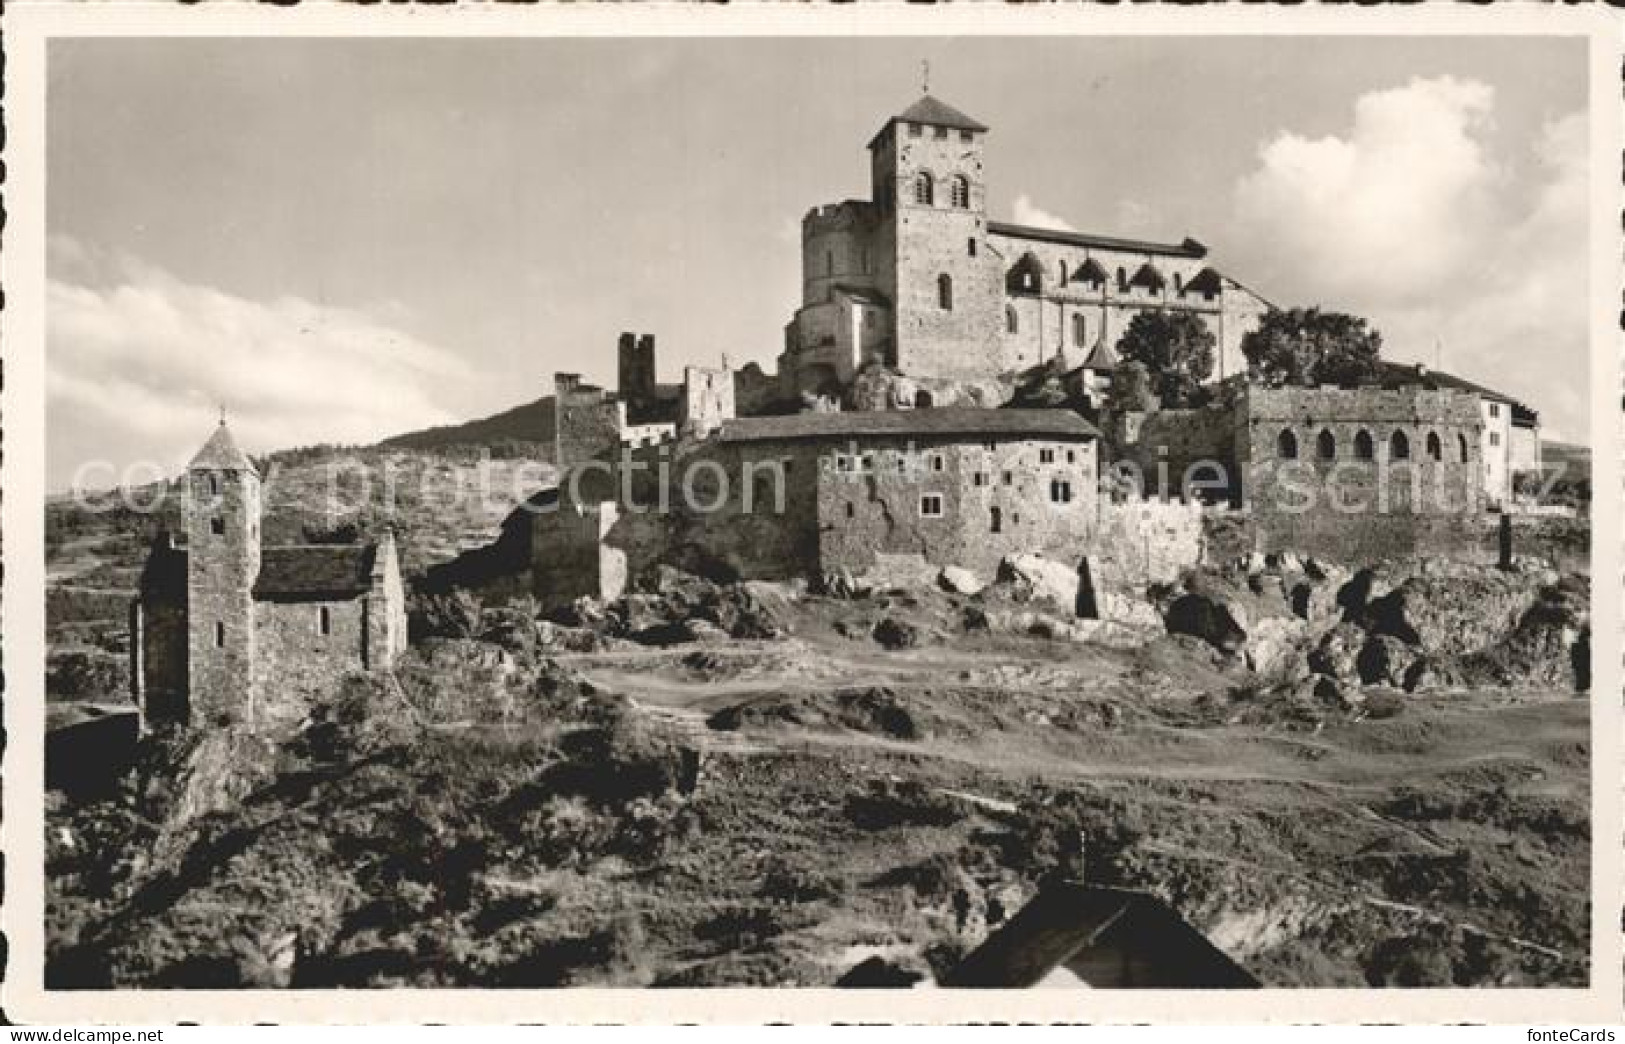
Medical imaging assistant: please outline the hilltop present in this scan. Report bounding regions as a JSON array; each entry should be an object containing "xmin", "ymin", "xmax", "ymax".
[{"xmin": 379, "ymin": 396, "xmax": 554, "ymax": 460}]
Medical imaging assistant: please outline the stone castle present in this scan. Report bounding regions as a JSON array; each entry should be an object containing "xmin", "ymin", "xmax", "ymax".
[
  {"xmin": 131, "ymin": 421, "xmax": 409, "ymax": 728},
  {"xmin": 533, "ymin": 93, "xmax": 1544, "ymax": 607},
  {"xmin": 133, "ymin": 91, "xmax": 1546, "ymax": 726}
]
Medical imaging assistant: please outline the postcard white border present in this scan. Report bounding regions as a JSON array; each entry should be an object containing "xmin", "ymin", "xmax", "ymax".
[{"xmin": 3, "ymin": 1, "xmax": 1620, "ymax": 1025}]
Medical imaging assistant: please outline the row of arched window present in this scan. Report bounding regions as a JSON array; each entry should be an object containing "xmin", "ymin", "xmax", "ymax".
[
  {"xmin": 1276, "ymin": 427, "xmax": 1468, "ymax": 464},
  {"xmin": 915, "ymin": 172, "xmax": 971, "ymax": 209}
]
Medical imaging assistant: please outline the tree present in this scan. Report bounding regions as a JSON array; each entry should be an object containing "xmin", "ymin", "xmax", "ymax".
[
  {"xmin": 1105, "ymin": 360, "xmax": 1156, "ymax": 415},
  {"xmin": 1241, "ymin": 307, "xmax": 1383, "ymax": 387},
  {"xmin": 1113, "ymin": 310, "xmax": 1215, "ymax": 407}
]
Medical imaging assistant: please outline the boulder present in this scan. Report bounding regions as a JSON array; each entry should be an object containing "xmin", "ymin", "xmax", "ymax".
[
  {"xmin": 1357, "ymin": 634, "xmax": 1416, "ymax": 688},
  {"xmin": 873, "ymin": 617, "xmax": 921, "ymax": 650},
  {"xmin": 1309, "ymin": 622, "xmax": 1366, "ymax": 680},
  {"xmin": 938, "ymin": 566, "xmax": 986, "ymax": 596},
  {"xmin": 1244, "ymin": 616, "xmax": 1311, "ymax": 677},
  {"xmin": 1164, "ymin": 592, "xmax": 1249, "ymax": 655},
  {"xmin": 1362, "ymin": 574, "xmax": 1537, "ymax": 655},
  {"xmin": 996, "ymin": 553, "xmax": 1084, "ymax": 616},
  {"xmin": 1290, "ymin": 580, "xmax": 1340, "ymax": 623},
  {"xmin": 1096, "ymin": 591, "xmax": 1163, "ymax": 629}
]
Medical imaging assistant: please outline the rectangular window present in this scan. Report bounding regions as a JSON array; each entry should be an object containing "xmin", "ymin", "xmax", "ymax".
[
  {"xmin": 973, "ymin": 472, "xmax": 986, "ymax": 487},
  {"xmin": 908, "ymin": 122, "xmax": 921, "ymax": 138},
  {"xmin": 318, "ymin": 606, "xmax": 332, "ymax": 636},
  {"xmin": 1002, "ymin": 471, "xmax": 1013, "ymax": 486},
  {"xmin": 959, "ymin": 130, "xmax": 973, "ymax": 143},
  {"xmin": 920, "ymin": 494, "xmax": 944, "ymax": 517},
  {"xmin": 967, "ymin": 238, "xmax": 977, "ymax": 257},
  {"xmin": 214, "ymin": 621, "xmax": 225, "ymax": 648},
  {"xmin": 1490, "ymin": 432, "xmax": 1501, "ymax": 446},
  {"xmin": 210, "ymin": 517, "xmax": 225, "ymax": 535},
  {"xmin": 1050, "ymin": 480, "xmax": 1074, "ymax": 504},
  {"xmin": 1066, "ymin": 450, "xmax": 1076, "ymax": 464},
  {"xmin": 931, "ymin": 455, "xmax": 944, "ymax": 472},
  {"xmin": 934, "ymin": 126, "xmax": 948, "ymax": 140},
  {"xmin": 1489, "ymin": 403, "xmax": 1501, "ymax": 418},
  {"xmin": 859, "ymin": 454, "xmax": 875, "ymax": 473},
  {"xmin": 1040, "ymin": 449, "xmax": 1056, "ymax": 464},
  {"xmin": 836, "ymin": 454, "xmax": 854, "ymax": 473}
]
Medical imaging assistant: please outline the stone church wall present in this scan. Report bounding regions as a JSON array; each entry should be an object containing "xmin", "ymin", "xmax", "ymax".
[{"xmin": 252, "ymin": 597, "xmax": 369, "ymax": 725}]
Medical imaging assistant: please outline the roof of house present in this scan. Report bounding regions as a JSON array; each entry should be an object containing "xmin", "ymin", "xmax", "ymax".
[
  {"xmin": 942, "ymin": 883, "xmax": 1260, "ymax": 989},
  {"xmin": 189, "ymin": 422, "xmax": 258, "ymax": 475},
  {"xmin": 1373, "ymin": 362, "xmax": 1536, "ymax": 421},
  {"xmin": 716, "ymin": 408, "xmax": 1099, "ymax": 444},
  {"xmin": 869, "ymin": 94, "xmax": 989, "ymax": 148},
  {"xmin": 254, "ymin": 544, "xmax": 378, "ymax": 601},
  {"xmin": 988, "ymin": 221, "xmax": 1209, "ymax": 260}
]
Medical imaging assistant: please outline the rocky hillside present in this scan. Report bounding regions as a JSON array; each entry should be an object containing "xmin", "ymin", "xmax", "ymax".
[{"xmin": 47, "ymin": 556, "xmax": 1590, "ymax": 988}]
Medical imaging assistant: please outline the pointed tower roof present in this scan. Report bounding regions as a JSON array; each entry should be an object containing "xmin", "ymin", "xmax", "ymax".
[
  {"xmin": 189, "ymin": 420, "xmax": 258, "ymax": 475},
  {"xmin": 1082, "ymin": 335, "xmax": 1119, "ymax": 373},
  {"xmin": 869, "ymin": 94, "xmax": 988, "ymax": 149}
]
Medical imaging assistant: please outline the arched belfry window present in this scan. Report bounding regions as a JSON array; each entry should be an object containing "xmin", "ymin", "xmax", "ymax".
[
  {"xmin": 1072, "ymin": 313, "xmax": 1087, "ymax": 348},
  {"xmin": 1317, "ymin": 430, "xmax": 1336, "ymax": 460},
  {"xmin": 914, "ymin": 172, "xmax": 934, "ymax": 205},
  {"xmin": 1006, "ymin": 305, "xmax": 1019, "ymax": 334},
  {"xmin": 214, "ymin": 621, "xmax": 225, "ymax": 649},
  {"xmin": 1390, "ymin": 430, "xmax": 1411, "ymax": 460},
  {"xmin": 1354, "ymin": 430, "xmax": 1374, "ymax": 460},
  {"xmin": 1458, "ymin": 434, "xmax": 1470, "ymax": 463},
  {"xmin": 1059, "ymin": 261, "xmax": 1069, "ymax": 284},
  {"xmin": 1277, "ymin": 429, "xmax": 1299, "ymax": 460},
  {"xmin": 937, "ymin": 273, "xmax": 954, "ymax": 311},
  {"xmin": 207, "ymin": 473, "xmax": 219, "ymax": 497},
  {"xmin": 949, "ymin": 175, "xmax": 969, "ymax": 209},
  {"xmin": 1426, "ymin": 432, "xmax": 1442, "ymax": 461},
  {"xmin": 1116, "ymin": 267, "xmax": 1127, "ymax": 292}
]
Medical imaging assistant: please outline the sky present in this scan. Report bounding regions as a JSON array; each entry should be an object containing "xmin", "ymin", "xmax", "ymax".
[{"xmin": 46, "ymin": 35, "xmax": 1590, "ymax": 490}]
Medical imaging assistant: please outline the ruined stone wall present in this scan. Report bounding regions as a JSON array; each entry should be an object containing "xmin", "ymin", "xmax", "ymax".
[
  {"xmin": 680, "ymin": 365, "xmax": 736, "ymax": 439},
  {"xmin": 252, "ymin": 598, "xmax": 368, "ymax": 723},
  {"xmin": 815, "ymin": 435, "xmax": 1098, "ymax": 579},
  {"xmin": 617, "ymin": 332, "xmax": 657, "ymax": 405},
  {"xmin": 364, "ymin": 537, "xmax": 409, "ymax": 670},
  {"xmin": 1091, "ymin": 499, "xmax": 1206, "ymax": 588},
  {"xmin": 1114, "ymin": 404, "xmax": 1245, "ymax": 502},
  {"xmin": 1243, "ymin": 385, "xmax": 1484, "ymax": 562},
  {"xmin": 186, "ymin": 466, "xmax": 260, "ymax": 725},
  {"xmin": 801, "ymin": 202, "xmax": 884, "ymax": 306},
  {"xmin": 136, "ymin": 599, "xmax": 188, "ymax": 725},
  {"xmin": 531, "ymin": 503, "xmax": 626, "ymax": 609},
  {"xmin": 554, "ymin": 376, "xmax": 626, "ymax": 469}
]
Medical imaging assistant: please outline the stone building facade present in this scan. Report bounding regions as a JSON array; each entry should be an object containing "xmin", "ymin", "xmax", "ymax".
[
  {"xmin": 1112, "ymin": 379, "xmax": 1489, "ymax": 562},
  {"xmin": 530, "ymin": 408, "xmax": 1116, "ymax": 602},
  {"xmin": 131, "ymin": 422, "xmax": 409, "ymax": 729},
  {"xmin": 778, "ymin": 94, "xmax": 1272, "ymax": 397}
]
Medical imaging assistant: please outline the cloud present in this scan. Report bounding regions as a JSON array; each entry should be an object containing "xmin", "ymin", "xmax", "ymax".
[
  {"xmin": 1010, "ymin": 194, "xmax": 1076, "ymax": 233},
  {"xmin": 1231, "ymin": 78, "xmax": 1588, "ymax": 442},
  {"xmin": 48, "ymin": 239, "xmax": 472, "ymax": 490}
]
